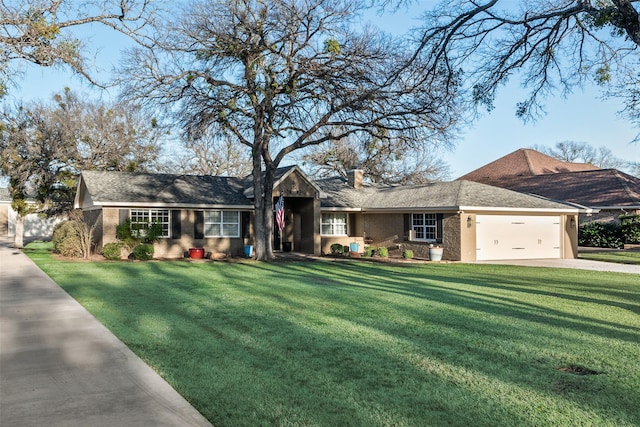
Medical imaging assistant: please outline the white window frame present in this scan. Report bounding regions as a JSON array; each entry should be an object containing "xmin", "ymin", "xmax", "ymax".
[
  {"xmin": 411, "ymin": 213, "xmax": 437, "ymax": 242},
  {"xmin": 130, "ymin": 209, "xmax": 170, "ymax": 238},
  {"xmin": 321, "ymin": 213, "xmax": 349, "ymax": 236},
  {"xmin": 204, "ymin": 210, "xmax": 240, "ymax": 238}
]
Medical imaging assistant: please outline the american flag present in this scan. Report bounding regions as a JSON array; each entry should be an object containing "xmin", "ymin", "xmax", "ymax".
[{"xmin": 275, "ymin": 194, "xmax": 285, "ymax": 232}]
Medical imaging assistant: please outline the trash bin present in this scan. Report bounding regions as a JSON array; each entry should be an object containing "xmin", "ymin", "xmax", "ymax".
[
  {"xmin": 244, "ymin": 245, "xmax": 253, "ymax": 258},
  {"xmin": 349, "ymin": 242, "xmax": 359, "ymax": 253},
  {"xmin": 282, "ymin": 241, "xmax": 292, "ymax": 252}
]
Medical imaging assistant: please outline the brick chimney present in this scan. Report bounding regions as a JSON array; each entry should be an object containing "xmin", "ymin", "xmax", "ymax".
[{"xmin": 347, "ymin": 169, "xmax": 364, "ymax": 189}]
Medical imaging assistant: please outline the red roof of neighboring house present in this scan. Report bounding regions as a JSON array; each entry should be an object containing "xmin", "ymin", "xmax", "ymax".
[
  {"xmin": 458, "ymin": 149, "xmax": 640, "ymax": 208},
  {"xmin": 459, "ymin": 148, "xmax": 600, "ymax": 182}
]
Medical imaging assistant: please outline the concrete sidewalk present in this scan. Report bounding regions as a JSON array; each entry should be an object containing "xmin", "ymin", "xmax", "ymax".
[{"xmin": 0, "ymin": 239, "xmax": 212, "ymax": 427}]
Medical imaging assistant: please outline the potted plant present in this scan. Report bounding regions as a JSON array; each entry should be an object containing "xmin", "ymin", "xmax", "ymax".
[{"xmin": 428, "ymin": 244, "xmax": 443, "ymax": 261}]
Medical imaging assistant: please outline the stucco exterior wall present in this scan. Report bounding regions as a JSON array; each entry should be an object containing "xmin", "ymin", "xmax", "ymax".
[
  {"xmin": 565, "ymin": 214, "xmax": 578, "ymax": 259},
  {"xmin": 0, "ymin": 203, "xmax": 8, "ymax": 236},
  {"xmin": 459, "ymin": 213, "xmax": 477, "ymax": 262}
]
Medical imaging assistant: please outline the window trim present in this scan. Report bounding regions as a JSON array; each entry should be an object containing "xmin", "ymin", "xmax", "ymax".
[
  {"xmin": 204, "ymin": 210, "xmax": 241, "ymax": 238},
  {"xmin": 410, "ymin": 213, "xmax": 438, "ymax": 242},
  {"xmin": 129, "ymin": 208, "xmax": 171, "ymax": 239},
  {"xmin": 321, "ymin": 212, "xmax": 349, "ymax": 236}
]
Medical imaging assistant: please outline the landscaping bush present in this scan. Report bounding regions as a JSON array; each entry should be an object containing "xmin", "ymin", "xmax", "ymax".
[
  {"xmin": 377, "ymin": 246, "xmax": 389, "ymax": 257},
  {"xmin": 116, "ymin": 219, "xmax": 164, "ymax": 248},
  {"xmin": 132, "ymin": 243, "xmax": 154, "ymax": 260},
  {"xmin": 620, "ymin": 214, "xmax": 640, "ymax": 244},
  {"xmin": 102, "ymin": 242, "xmax": 124, "ymax": 260},
  {"xmin": 330, "ymin": 243, "xmax": 345, "ymax": 256},
  {"xmin": 52, "ymin": 221, "xmax": 83, "ymax": 258},
  {"xmin": 364, "ymin": 246, "xmax": 375, "ymax": 257},
  {"xmin": 402, "ymin": 249, "xmax": 414, "ymax": 259},
  {"xmin": 579, "ymin": 221, "xmax": 623, "ymax": 248}
]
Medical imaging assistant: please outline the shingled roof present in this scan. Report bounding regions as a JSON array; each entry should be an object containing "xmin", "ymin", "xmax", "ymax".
[
  {"xmin": 458, "ymin": 148, "xmax": 640, "ymax": 209},
  {"xmin": 78, "ymin": 167, "xmax": 580, "ymax": 213},
  {"xmin": 459, "ymin": 148, "xmax": 599, "ymax": 182},
  {"xmin": 471, "ymin": 169, "xmax": 640, "ymax": 208},
  {"xmin": 317, "ymin": 177, "xmax": 577, "ymax": 212},
  {"xmin": 78, "ymin": 170, "xmax": 253, "ymax": 207}
]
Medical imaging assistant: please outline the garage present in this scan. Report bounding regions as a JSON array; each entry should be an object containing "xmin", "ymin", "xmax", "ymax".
[{"xmin": 475, "ymin": 215, "xmax": 561, "ymax": 260}]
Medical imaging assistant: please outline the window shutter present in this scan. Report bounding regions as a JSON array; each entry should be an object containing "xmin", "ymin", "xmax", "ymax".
[
  {"xmin": 436, "ymin": 213, "xmax": 444, "ymax": 244},
  {"xmin": 119, "ymin": 209, "xmax": 129, "ymax": 225},
  {"xmin": 171, "ymin": 210, "xmax": 181, "ymax": 239},
  {"xmin": 403, "ymin": 214, "xmax": 410, "ymax": 237},
  {"xmin": 241, "ymin": 211, "xmax": 250, "ymax": 238},
  {"xmin": 194, "ymin": 211, "xmax": 204, "ymax": 239}
]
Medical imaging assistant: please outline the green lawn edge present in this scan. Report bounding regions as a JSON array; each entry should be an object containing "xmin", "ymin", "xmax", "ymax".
[{"xmin": 24, "ymin": 243, "xmax": 640, "ymax": 427}]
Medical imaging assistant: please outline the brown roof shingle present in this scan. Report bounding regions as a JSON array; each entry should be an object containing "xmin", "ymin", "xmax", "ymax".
[
  {"xmin": 466, "ymin": 169, "xmax": 640, "ymax": 208},
  {"xmin": 459, "ymin": 148, "xmax": 599, "ymax": 182},
  {"xmin": 458, "ymin": 148, "xmax": 640, "ymax": 208}
]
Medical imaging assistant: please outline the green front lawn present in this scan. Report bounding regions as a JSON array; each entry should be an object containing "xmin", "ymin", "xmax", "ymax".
[{"xmin": 26, "ymin": 243, "xmax": 640, "ymax": 426}]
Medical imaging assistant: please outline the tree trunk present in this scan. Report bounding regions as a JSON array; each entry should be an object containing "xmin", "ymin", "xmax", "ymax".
[
  {"xmin": 14, "ymin": 214, "xmax": 24, "ymax": 249},
  {"xmin": 252, "ymin": 164, "xmax": 277, "ymax": 261}
]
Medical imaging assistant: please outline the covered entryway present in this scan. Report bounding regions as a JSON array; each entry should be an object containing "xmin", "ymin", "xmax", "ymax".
[
  {"xmin": 274, "ymin": 196, "xmax": 316, "ymax": 254},
  {"xmin": 475, "ymin": 215, "xmax": 561, "ymax": 260}
]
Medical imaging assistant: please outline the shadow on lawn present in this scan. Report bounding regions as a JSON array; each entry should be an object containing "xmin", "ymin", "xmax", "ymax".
[
  {"xmin": 213, "ymin": 261, "xmax": 639, "ymax": 419},
  {"xmin": 44, "ymin": 257, "xmax": 640, "ymax": 426}
]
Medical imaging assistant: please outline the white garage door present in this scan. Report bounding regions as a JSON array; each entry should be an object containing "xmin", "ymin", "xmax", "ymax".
[{"xmin": 476, "ymin": 215, "xmax": 561, "ymax": 260}]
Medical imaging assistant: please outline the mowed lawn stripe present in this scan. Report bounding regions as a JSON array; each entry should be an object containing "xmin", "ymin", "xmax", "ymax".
[{"xmin": 25, "ymin": 243, "xmax": 640, "ymax": 427}]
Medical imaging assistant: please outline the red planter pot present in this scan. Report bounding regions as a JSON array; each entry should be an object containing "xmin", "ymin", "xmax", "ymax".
[{"xmin": 189, "ymin": 247, "xmax": 205, "ymax": 259}]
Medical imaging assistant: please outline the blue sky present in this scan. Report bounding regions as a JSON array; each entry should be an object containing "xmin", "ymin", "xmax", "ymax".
[{"xmin": 11, "ymin": 3, "xmax": 640, "ymax": 178}]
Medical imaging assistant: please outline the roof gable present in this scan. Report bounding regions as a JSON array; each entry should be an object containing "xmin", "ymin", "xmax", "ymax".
[
  {"xmin": 243, "ymin": 165, "xmax": 323, "ymax": 198},
  {"xmin": 459, "ymin": 148, "xmax": 599, "ymax": 182}
]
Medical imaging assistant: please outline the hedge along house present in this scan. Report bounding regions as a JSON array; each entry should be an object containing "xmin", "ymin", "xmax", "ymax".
[{"xmin": 75, "ymin": 166, "xmax": 583, "ymax": 261}]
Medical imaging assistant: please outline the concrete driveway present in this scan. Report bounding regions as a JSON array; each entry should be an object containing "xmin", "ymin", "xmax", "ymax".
[
  {"xmin": 474, "ymin": 257, "xmax": 640, "ymax": 274},
  {"xmin": 0, "ymin": 238, "xmax": 212, "ymax": 427}
]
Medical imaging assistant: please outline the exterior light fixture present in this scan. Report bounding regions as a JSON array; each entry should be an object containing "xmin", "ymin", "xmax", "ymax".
[{"xmin": 467, "ymin": 216, "xmax": 473, "ymax": 227}]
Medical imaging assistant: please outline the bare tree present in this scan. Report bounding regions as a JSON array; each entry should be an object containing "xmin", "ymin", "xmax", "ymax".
[
  {"xmin": 532, "ymin": 140, "xmax": 626, "ymax": 169},
  {"xmin": 52, "ymin": 88, "xmax": 163, "ymax": 172},
  {"xmin": 120, "ymin": 0, "xmax": 462, "ymax": 260},
  {"xmin": 0, "ymin": 0, "xmax": 153, "ymax": 95},
  {"xmin": 167, "ymin": 129, "xmax": 252, "ymax": 177},
  {"xmin": 302, "ymin": 134, "xmax": 451, "ymax": 184},
  {"xmin": 413, "ymin": 1, "xmax": 640, "ymax": 126},
  {"xmin": 0, "ymin": 89, "xmax": 162, "ymax": 247}
]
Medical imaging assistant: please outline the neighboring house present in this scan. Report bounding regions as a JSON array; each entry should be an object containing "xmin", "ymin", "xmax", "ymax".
[
  {"xmin": 459, "ymin": 148, "xmax": 640, "ymax": 223},
  {"xmin": 0, "ymin": 187, "xmax": 10, "ymax": 237},
  {"xmin": 0, "ymin": 187, "xmax": 62, "ymax": 241},
  {"xmin": 75, "ymin": 166, "xmax": 581, "ymax": 261}
]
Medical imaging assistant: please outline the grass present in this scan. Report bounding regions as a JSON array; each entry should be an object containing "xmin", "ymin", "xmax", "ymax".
[
  {"xmin": 25, "ymin": 242, "xmax": 640, "ymax": 426},
  {"xmin": 579, "ymin": 249, "xmax": 640, "ymax": 265}
]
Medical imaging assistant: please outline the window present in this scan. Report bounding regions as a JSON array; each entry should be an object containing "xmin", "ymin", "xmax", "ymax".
[
  {"xmin": 205, "ymin": 211, "xmax": 240, "ymax": 237},
  {"xmin": 322, "ymin": 213, "xmax": 348, "ymax": 236},
  {"xmin": 411, "ymin": 213, "xmax": 438, "ymax": 241},
  {"xmin": 130, "ymin": 209, "xmax": 170, "ymax": 238}
]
